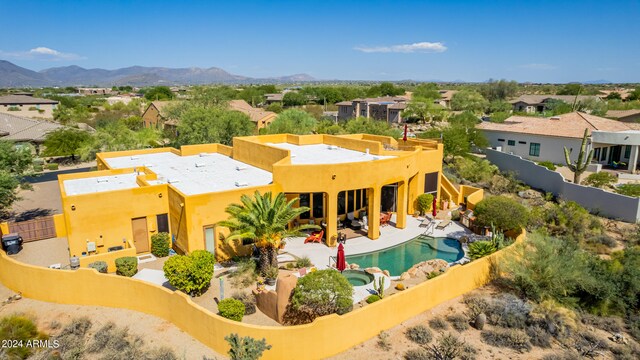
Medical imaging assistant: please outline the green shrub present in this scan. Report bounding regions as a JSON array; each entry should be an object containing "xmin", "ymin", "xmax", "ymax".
[
  {"xmin": 526, "ymin": 325, "xmax": 552, "ymax": 348},
  {"xmin": 150, "ymin": 232, "xmax": 171, "ymax": 257},
  {"xmin": 463, "ymin": 293, "xmax": 490, "ymax": 320},
  {"xmin": 0, "ymin": 314, "xmax": 48, "ymax": 359},
  {"xmin": 429, "ymin": 316, "xmax": 449, "ymax": 330},
  {"xmin": 473, "ymin": 195, "xmax": 529, "ymax": 231},
  {"xmin": 366, "ymin": 294, "xmax": 381, "ymax": 304},
  {"xmin": 582, "ymin": 172, "xmax": 617, "ymax": 188},
  {"xmin": 46, "ymin": 163, "xmax": 59, "ymax": 170},
  {"xmin": 229, "ymin": 258, "xmax": 258, "ymax": 288},
  {"xmin": 295, "ymin": 256, "xmax": 312, "ymax": 268},
  {"xmin": 429, "ymin": 332, "xmax": 474, "ymax": 359},
  {"xmin": 33, "ymin": 164, "xmax": 43, "ymax": 172},
  {"xmin": 538, "ymin": 161, "xmax": 557, "ymax": 171},
  {"xmin": 616, "ymin": 183, "xmax": 640, "ymax": 197},
  {"xmin": 115, "ymin": 256, "xmax": 137, "ymax": 277},
  {"xmin": 232, "ymin": 293, "xmax": 257, "ymax": 315},
  {"xmin": 225, "ymin": 333, "xmax": 271, "ymax": 360},
  {"xmin": 285, "ymin": 269, "xmax": 353, "ymax": 325},
  {"xmin": 426, "ymin": 271, "xmax": 441, "ymax": 279},
  {"xmin": 405, "ymin": 325, "xmax": 433, "ymax": 345},
  {"xmin": 468, "ymin": 240, "xmax": 498, "ymax": 260},
  {"xmin": 452, "ymin": 157, "xmax": 497, "ymax": 184},
  {"xmin": 163, "ymin": 250, "xmax": 215, "ymax": 296},
  {"xmin": 446, "ymin": 313, "xmax": 470, "ymax": 332},
  {"xmin": 416, "ymin": 193, "xmax": 434, "ymax": 215},
  {"xmin": 451, "ymin": 209, "xmax": 461, "ymax": 221},
  {"xmin": 218, "ymin": 298, "xmax": 245, "ymax": 322},
  {"xmin": 403, "ymin": 348, "xmax": 430, "ymax": 360},
  {"xmin": 88, "ymin": 261, "xmax": 108, "ymax": 273},
  {"xmin": 481, "ymin": 328, "xmax": 532, "ymax": 352}
]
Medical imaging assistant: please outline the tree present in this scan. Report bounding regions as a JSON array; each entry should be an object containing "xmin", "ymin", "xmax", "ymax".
[
  {"xmin": 175, "ymin": 106, "xmax": 254, "ymax": 146},
  {"xmin": 286, "ymin": 269, "xmax": 354, "ymax": 324},
  {"xmin": 190, "ymin": 86, "xmax": 236, "ymax": 107},
  {"xmin": 419, "ymin": 112, "xmax": 488, "ymax": 158},
  {"xmin": 564, "ymin": 128, "xmax": 593, "ymax": 184},
  {"xmin": 473, "ymin": 195, "xmax": 529, "ymax": 231},
  {"xmin": 367, "ymin": 82, "xmax": 405, "ymax": 97},
  {"xmin": 144, "ymin": 86, "xmax": 174, "ymax": 101},
  {"xmin": 342, "ymin": 117, "xmax": 401, "ymax": 137},
  {"xmin": 218, "ymin": 191, "xmax": 318, "ymax": 274},
  {"xmin": 557, "ymin": 83, "xmax": 583, "ymax": 96},
  {"xmin": 402, "ymin": 98, "xmax": 448, "ymax": 123},
  {"xmin": 412, "ymin": 83, "xmax": 441, "ymax": 99},
  {"xmin": 627, "ymin": 89, "xmax": 640, "ymax": 101},
  {"xmin": 605, "ymin": 92, "xmax": 622, "ymax": 100},
  {"xmin": 480, "ymin": 79, "xmax": 518, "ymax": 101},
  {"xmin": 263, "ymin": 109, "xmax": 317, "ymax": 135},
  {"xmin": 450, "ymin": 90, "xmax": 489, "ymax": 114},
  {"xmin": 0, "ymin": 170, "xmax": 20, "ymax": 214},
  {"xmin": 488, "ymin": 99, "xmax": 513, "ymax": 114},
  {"xmin": 42, "ymin": 128, "xmax": 91, "ymax": 160},
  {"xmin": 282, "ymin": 92, "xmax": 307, "ymax": 107},
  {"xmin": 544, "ymin": 99, "xmax": 573, "ymax": 115},
  {"xmin": 0, "ymin": 140, "xmax": 34, "ymax": 177},
  {"xmin": 78, "ymin": 123, "xmax": 162, "ymax": 161}
]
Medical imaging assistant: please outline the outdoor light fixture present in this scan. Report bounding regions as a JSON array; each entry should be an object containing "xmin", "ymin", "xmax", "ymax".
[
  {"xmin": 332, "ymin": 175, "xmax": 336, "ymax": 180},
  {"xmin": 71, "ymin": 205, "xmax": 76, "ymax": 211},
  {"xmin": 158, "ymin": 193, "xmax": 163, "ymax": 198}
]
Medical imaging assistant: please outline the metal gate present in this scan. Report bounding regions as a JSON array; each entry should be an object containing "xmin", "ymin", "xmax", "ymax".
[{"xmin": 7, "ymin": 216, "xmax": 56, "ymax": 242}]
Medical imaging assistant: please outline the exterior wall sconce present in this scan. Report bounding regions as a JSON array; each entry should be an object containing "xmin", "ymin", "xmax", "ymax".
[
  {"xmin": 332, "ymin": 175, "xmax": 336, "ymax": 180},
  {"xmin": 158, "ymin": 193, "xmax": 163, "ymax": 198},
  {"xmin": 71, "ymin": 205, "xmax": 76, "ymax": 211}
]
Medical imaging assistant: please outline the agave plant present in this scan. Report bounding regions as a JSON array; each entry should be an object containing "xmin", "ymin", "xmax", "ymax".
[{"xmin": 468, "ymin": 240, "xmax": 498, "ymax": 260}]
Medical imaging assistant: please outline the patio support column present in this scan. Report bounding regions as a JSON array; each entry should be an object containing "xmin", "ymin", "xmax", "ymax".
[
  {"xmin": 396, "ymin": 180, "xmax": 408, "ymax": 229},
  {"xmin": 407, "ymin": 174, "xmax": 419, "ymax": 215},
  {"xmin": 368, "ymin": 187, "xmax": 381, "ymax": 240},
  {"xmin": 630, "ymin": 145, "xmax": 639, "ymax": 174},
  {"xmin": 325, "ymin": 192, "xmax": 338, "ymax": 247}
]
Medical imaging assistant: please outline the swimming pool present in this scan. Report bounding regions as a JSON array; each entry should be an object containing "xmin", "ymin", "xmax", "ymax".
[{"xmin": 345, "ymin": 236, "xmax": 464, "ymax": 276}]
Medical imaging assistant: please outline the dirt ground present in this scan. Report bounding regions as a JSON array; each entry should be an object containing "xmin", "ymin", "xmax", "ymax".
[
  {"xmin": 11, "ymin": 237, "xmax": 71, "ymax": 268},
  {"xmin": 0, "ymin": 282, "xmax": 223, "ymax": 359}
]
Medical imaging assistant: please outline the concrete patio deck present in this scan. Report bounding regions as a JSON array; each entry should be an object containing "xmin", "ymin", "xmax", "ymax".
[{"xmin": 284, "ymin": 215, "xmax": 473, "ymax": 272}]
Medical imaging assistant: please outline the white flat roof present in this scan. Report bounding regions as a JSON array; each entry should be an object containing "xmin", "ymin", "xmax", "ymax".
[
  {"xmin": 63, "ymin": 173, "xmax": 139, "ymax": 196},
  {"xmin": 103, "ymin": 152, "xmax": 273, "ymax": 195},
  {"xmin": 266, "ymin": 142, "xmax": 395, "ymax": 165}
]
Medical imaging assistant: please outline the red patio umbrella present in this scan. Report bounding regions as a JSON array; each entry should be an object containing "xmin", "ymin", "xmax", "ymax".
[
  {"xmin": 432, "ymin": 196, "xmax": 438, "ymax": 217},
  {"xmin": 336, "ymin": 243, "xmax": 346, "ymax": 272},
  {"xmin": 403, "ymin": 124, "xmax": 408, "ymax": 142}
]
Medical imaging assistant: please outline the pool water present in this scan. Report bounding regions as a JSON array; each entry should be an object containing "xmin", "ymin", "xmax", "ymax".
[
  {"xmin": 341, "ymin": 270, "xmax": 375, "ymax": 286},
  {"xmin": 345, "ymin": 236, "xmax": 463, "ymax": 276}
]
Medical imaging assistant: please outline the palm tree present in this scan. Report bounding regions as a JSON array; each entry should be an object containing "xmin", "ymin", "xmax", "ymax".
[{"xmin": 219, "ymin": 191, "xmax": 320, "ymax": 275}]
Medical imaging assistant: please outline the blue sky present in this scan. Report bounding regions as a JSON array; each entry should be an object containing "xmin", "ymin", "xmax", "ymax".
[{"xmin": 1, "ymin": 0, "xmax": 639, "ymax": 82}]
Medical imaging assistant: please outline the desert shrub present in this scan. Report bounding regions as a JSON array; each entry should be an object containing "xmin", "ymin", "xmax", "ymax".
[
  {"xmin": 582, "ymin": 172, "xmax": 617, "ymax": 188},
  {"xmin": 610, "ymin": 343, "xmax": 640, "ymax": 360},
  {"xmin": 429, "ymin": 316, "xmax": 449, "ymax": 331},
  {"xmin": 232, "ymin": 293, "xmax": 257, "ymax": 315},
  {"xmin": 405, "ymin": 325, "xmax": 433, "ymax": 345},
  {"xmin": 285, "ymin": 269, "xmax": 353, "ymax": 325},
  {"xmin": 46, "ymin": 163, "xmax": 59, "ymax": 170},
  {"xmin": 574, "ymin": 330, "xmax": 609, "ymax": 358},
  {"xmin": 426, "ymin": 271, "xmax": 441, "ymax": 279},
  {"xmin": 616, "ymin": 183, "xmax": 640, "ymax": 197},
  {"xmin": 468, "ymin": 240, "xmax": 497, "ymax": 260},
  {"xmin": 150, "ymin": 232, "xmax": 171, "ymax": 257},
  {"xmin": 377, "ymin": 331, "xmax": 392, "ymax": 351},
  {"xmin": 526, "ymin": 325, "xmax": 552, "ymax": 348},
  {"xmin": 229, "ymin": 258, "xmax": 258, "ymax": 288},
  {"xmin": 403, "ymin": 347, "xmax": 430, "ymax": 360},
  {"xmin": 218, "ymin": 298, "xmax": 246, "ymax": 322},
  {"xmin": 0, "ymin": 314, "xmax": 48, "ymax": 359},
  {"xmin": 463, "ymin": 294, "xmax": 490, "ymax": 320},
  {"xmin": 581, "ymin": 313, "xmax": 624, "ymax": 333},
  {"xmin": 163, "ymin": 250, "xmax": 215, "ymax": 296},
  {"xmin": 542, "ymin": 351, "xmax": 581, "ymax": 360},
  {"xmin": 416, "ymin": 193, "xmax": 434, "ymax": 215},
  {"xmin": 528, "ymin": 300, "xmax": 578, "ymax": 338},
  {"xmin": 88, "ymin": 260, "xmax": 108, "ymax": 273},
  {"xmin": 451, "ymin": 209, "xmax": 461, "ymax": 221},
  {"xmin": 447, "ymin": 313, "xmax": 470, "ymax": 332},
  {"xmin": 529, "ymin": 201, "xmax": 603, "ymax": 245},
  {"xmin": 295, "ymin": 256, "xmax": 312, "ymax": 268},
  {"xmin": 481, "ymin": 328, "xmax": 532, "ymax": 352},
  {"xmin": 585, "ymin": 234, "xmax": 617, "ymax": 252},
  {"xmin": 225, "ymin": 333, "xmax": 271, "ymax": 360},
  {"xmin": 538, "ymin": 161, "xmax": 557, "ymax": 171},
  {"xmin": 485, "ymin": 294, "xmax": 531, "ymax": 329},
  {"xmin": 452, "ymin": 157, "xmax": 497, "ymax": 184},
  {"xmin": 87, "ymin": 322, "xmax": 116, "ymax": 352},
  {"xmin": 366, "ymin": 295, "xmax": 381, "ymax": 304},
  {"xmin": 428, "ymin": 332, "xmax": 474, "ymax": 360},
  {"xmin": 489, "ymin": 173, "xmax": 527, "ymax": 195},
  {"xmin": 473, "ymin": 195, "xmax": 529, "ymax": 231},
  {"xmin": 52, "ymin": 317, "xmax": 92, "ymax": 358},
  {"xmin": 115, "ymin": 256, "xmax": 137, "ymax": 277}
]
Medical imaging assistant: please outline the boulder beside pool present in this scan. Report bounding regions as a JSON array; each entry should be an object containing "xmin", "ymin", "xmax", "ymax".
[{"xmin": 399, "ymin": 259, "xmax": 449, "ymax": 280}]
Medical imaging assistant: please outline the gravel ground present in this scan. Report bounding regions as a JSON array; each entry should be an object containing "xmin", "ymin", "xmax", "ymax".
[{"xmin": 11, "ymin": 237, "xmax": 70, "ymax": 268}]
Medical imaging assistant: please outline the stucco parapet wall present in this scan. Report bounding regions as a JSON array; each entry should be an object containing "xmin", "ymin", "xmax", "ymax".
[
  {"xmin": 591, "ymin": 130, "xmax": 640, "ymax": 146},
  {"xmin": 0, "ymin": 230, "xmax": 525, "ymax": 360}
]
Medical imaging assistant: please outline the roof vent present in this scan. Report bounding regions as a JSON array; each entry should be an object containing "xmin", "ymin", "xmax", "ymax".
[
  {"xmin": 199, "ymin": 152, "xmax": 210, "ymax": 157},
  {"xmin": 235, "ymin": 181, "xmax": 248, "ymax": 187},
  {"xmin": 96, "ymin": 178, "xmax": 109, "ymax": 183},
  {"xmin": 550, "ymin": 116, "xmax": 561, "ymax": 120},
  {"xmin": 130, "ymin": 156, "xmax": 139, "ymax": 160},
  {"xmin": 168, "ymin": 178, "xmax": 181, "ymax": 184},
  {"xmin": 236, "ymin": 165, "xmax": 248, "ymax": 171},
  {"xmin": 144, "ymin": 163, "xmax": 154, "ymax": 168},
  {"xmin": 195, "ymin": 162, "xmax": 206, "ymax": 168},
  {"xmin": 327, "ymin": 145, "xmax": 339, "ymax": 150}
]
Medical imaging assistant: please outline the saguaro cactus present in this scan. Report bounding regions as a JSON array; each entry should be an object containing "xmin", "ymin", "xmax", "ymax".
[{"xmin": 564, "ymin": 128, "xmax": 593, "ymax": 184}]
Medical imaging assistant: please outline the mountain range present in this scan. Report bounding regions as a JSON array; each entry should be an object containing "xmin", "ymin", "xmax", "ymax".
[{"xmin": 0, "ymin": 60, "xmax": 315, "ymax": 87}]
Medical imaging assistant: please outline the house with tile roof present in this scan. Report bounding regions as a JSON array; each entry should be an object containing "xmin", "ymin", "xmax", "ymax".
[
  {"xmin": 142, "ymin": 101, "xmax": 174, "ymax": 130},
  {"xmin": 0, "ymin": 94, "xmax": 59, "ymax": 119},
  {"xmin": 0, "ymin": 112, "xmax": 63, "ymax": 152},
  {"xmin": 606, "ymin": 109, "xmax": 640, "ymax": 123},
  {"xmin": 336, "ymin": 96, "xmax": 408, "ymax": 123},
  {"xmin": 477, "ymin": 112, "xmax": 640, "ymax": 172},
  {"xmin": 228, "ymin": 100, "xmax": 277, "ymax": 130},
  {"xmin": 510, "ymin": 95, "xmax": 601, "ymax": 113}
]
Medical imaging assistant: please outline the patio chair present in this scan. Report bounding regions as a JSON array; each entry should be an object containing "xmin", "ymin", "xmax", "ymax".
[
  {"xmin": 380, "ymin": 212, "xmax": 392, "ymax": 226},
  {"xmin": 419, "ymin": 216, "xmax": 434, "ymax": 228},
  {"xmin": 436, "ymin": 219, "xmax": 452, "ymax": 230},
  {"xmin": 346, "ymin": 212, "xmax": 364, "ymax": 230},
  {"xmin": 304, "ymin": 230, "xmax": 324, "ymax": 244}
]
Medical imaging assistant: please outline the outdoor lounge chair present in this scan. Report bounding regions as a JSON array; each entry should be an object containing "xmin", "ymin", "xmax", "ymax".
[
  {"xmin": 304, "ymin": 230, "xmax": 324, "ymax": 244},
  {"xmin": 435, "ymin": 219, "xmax": 452, "ymax": 230},
  {"xmin": 419, "ymin": 216, "xmax": 434, "ymax": 228},
  {"xmin": 347, "ymin": 212, "xmax": 364, "ymax": 230},
  {"xmin": 380, "ymin": 212, "xmax": 392, "ymax": 226}
]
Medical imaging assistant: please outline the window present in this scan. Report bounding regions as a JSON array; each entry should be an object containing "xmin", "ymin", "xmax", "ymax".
[
  {"xmin": 299, "ymin": 193, "xmax": 310, "ymax": 219},
  {"xmin": 424, "ymin": 172, "xmax": 438, "ymax": 194},
  {"xmin": 508, "ymin": 140, "xmax": 515, "ymax": 146},
  {"xmin": 312, "ymin": 193, "xmax": 323, "ymax": 218},
  {"xmin": 156, "ymin": 214, "xmax": 169, "ymax": 233},
  {"xmin": 601, "ymin": 147, "xmax": 608, "ymax": 162},
  {"xmin": 594, "ymin": 148, "xmax": 601, "ymax": 161},
  {"xmin": 625, "ymin": 145, "xmax": 631, "ymax": 158},
  {"xmin": 498, "ymin": 138, "xmax": 505, "ymax": 142},
  {"xmin": 529, "ymin": 143, "xmax": 541, "ymax": 157},
  {"xmin": 519, "ymin": 141, "xmax": 527, "ymax": 144},
  {"xmin": 347, "ymin": 190, "xmax": 355, "ymax": 213},
  {"xmin": 337, "ymin": 191, "xmax": 346, "ymax": 215},
  {"xmin": 355, "ymin": 189, "xmax": 362, "ymax": 210}
]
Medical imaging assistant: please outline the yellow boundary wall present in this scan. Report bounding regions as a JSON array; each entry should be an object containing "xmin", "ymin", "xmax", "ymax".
[{"xmin": 0, "ymin": 230, "xmax": 524, "ymax": 359}]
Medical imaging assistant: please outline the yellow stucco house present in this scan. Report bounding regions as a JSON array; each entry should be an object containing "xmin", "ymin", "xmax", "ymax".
[{"xmin": 57, "ymin": 134, "xmax": 481, "ymax": 267}]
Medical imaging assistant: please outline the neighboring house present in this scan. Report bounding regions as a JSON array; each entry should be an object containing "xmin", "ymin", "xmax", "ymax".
[
  {"xmin": 336, "ymin": 96, "xmax": 408, "ymax": 123},
  {"xmin": 78, "ymin": 88, "xmax": 114, "ymax": 95},
  {"xmin": 510, "ymin": 95, "xmax": 600, "ymax": 113},
  {"xmin": 434, "ymin": 90, "xmax": 458, "ymax": 108},
  {"xmin": 0, "ymin": 94, "xmax": 59, "ymax": 119},
  {"xmin": 606, "ymin": 109, "xmax": 640, "ymax": 123},
  {"xmin": 228, "ymin": 100, "xmax": 277, "ymax": 131},
  {"xmin": 0, "ymin": 112, "xmax": 63, "ymax": 151},
  {"xmin": 142, "ymin": 101, "xmax": 174, "ymax": 129},
  {"xmin": 477, "ymin": 112, "xmax": 640, "ymax": 172},
  {"xmin": 57, "ymin": 134, "xmax": 476, "ymax": 265},
  {"xmin": 598, "ymin": 89, "xmax": 634, "ymax": 101},
  {"xmin": 264, "ymin": 93, "xmax": 284, "ymax": 104}
]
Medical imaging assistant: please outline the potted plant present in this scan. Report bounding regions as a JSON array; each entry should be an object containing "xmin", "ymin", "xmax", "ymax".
[{"xmin": 264, "ymin": 266, "xmax": 279, "ymax": 286}]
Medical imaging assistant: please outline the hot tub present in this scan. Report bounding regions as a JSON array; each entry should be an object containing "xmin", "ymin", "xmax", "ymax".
[{"xmin": 341, "ymin": 269, "xmax": 375, "ymax": 287}]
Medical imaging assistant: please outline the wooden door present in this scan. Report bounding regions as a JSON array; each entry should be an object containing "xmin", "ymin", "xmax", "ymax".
[{"xmin": 131, "ymin": 217, "xmax": 149, "ymax": 253}]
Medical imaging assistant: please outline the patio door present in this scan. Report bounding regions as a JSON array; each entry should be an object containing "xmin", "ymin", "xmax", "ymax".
[{"xmin": 204, "ymin": 226, "xmax": 215, "ymax": 255}]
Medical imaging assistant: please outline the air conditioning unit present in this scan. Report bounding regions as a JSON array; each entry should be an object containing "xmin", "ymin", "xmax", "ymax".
[
  {"xmin": 235, "ymin": 181, "xmax": 249, "ymax": 187},
  {"xmin": 87, "ymin": 241, "xmax": 97, "ymax": 252}
]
